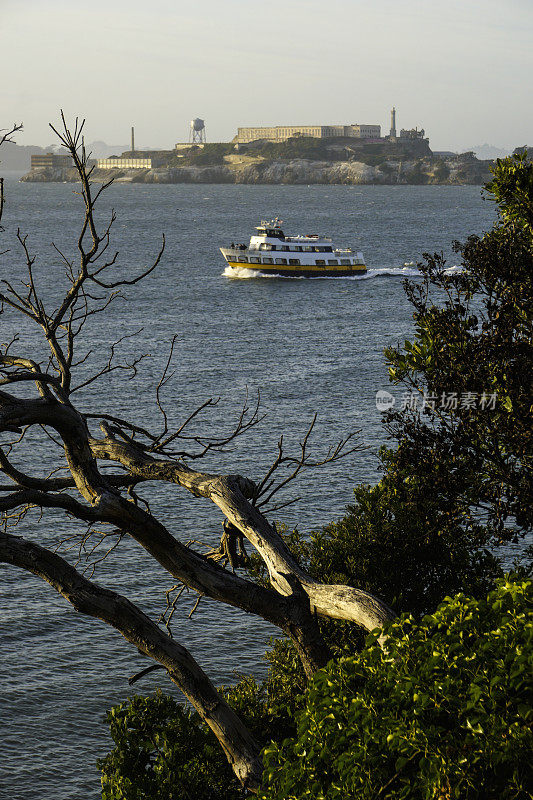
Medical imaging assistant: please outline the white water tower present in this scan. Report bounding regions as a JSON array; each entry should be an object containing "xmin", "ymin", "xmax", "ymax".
[{"xmin": 189, "ymin": 118, "xmax": 206, "ymax": 144}]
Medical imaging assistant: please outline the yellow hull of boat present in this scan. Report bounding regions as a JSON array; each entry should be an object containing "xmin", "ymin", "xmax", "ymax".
[{"xmin": 226, "ymin": 261, "xmax": 367, "ymax": 277}]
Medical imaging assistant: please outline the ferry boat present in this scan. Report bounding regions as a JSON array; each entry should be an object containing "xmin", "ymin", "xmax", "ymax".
[{"xmin": 220, "ymin": 219, "xmax": 367, "ymax": 277}]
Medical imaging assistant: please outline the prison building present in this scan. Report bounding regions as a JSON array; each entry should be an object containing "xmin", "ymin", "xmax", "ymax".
[
  {"xmin": 235, "ymin": 124, "xmax": 381, "ymax": 144},
  {"xmin": 96, "ymin": 157, "xmax": 153, "ymax": 169},
  {"xmin": 30, "ymin": 154, "xmax": 73, "ymax": 169}
]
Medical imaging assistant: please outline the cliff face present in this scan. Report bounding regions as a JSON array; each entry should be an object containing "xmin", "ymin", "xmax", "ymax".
[{"xmin": 19, "ymin": 154, "xmax": 492, "ymax": 186}]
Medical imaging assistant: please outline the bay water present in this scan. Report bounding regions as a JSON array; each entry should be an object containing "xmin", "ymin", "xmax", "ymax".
[{"xmin": 0, "ymin": 178, "xmax": 496, "ymax": 799}]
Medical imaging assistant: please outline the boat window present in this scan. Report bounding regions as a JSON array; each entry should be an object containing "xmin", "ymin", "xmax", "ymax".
[
  {"xmin": 327, "ymin": 259, "xmax": 338, "ymax": 266},
  {"xmin": 238, "ymin": 256, "xmax": 249, "ymax": 262},
  {"xmin": 325, "ymin": 246, "xmax": 333, "ymax": 252},
  {"xmin": 295, "ymin": 246, "xmax": 302, "ymax": 252},
  {"xmin": 275, "ymin": 258, "xmax": 287, "ymax": 265},
  {"xmin": 316, "ymin": 260, "xmax": 326, "ymax": 266},
  {"xmin": 262, "ymin": 257, "xmax": 274, "ymax": 264},
  {"xmin": 303, "ymin": 246, "xmax": 313, "ymax": 252},
  {"xmin": 340, "ymin": 259, "xmax": 351, "ymax": 265},
  {"xmin": 289, "ymin": 259, "xmax": 300, "ymax": 265},
  {"xmin": 281, "ymin": 245, "xmax": 289, "ymax": 251},
  {"xmin": 250, "ymin": 257, "xmax": 261, "ymax": 263}
]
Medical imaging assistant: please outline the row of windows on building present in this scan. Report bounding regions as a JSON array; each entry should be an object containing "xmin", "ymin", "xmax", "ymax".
[
  {"xmin": 96, "ymin": 158, "xmax": 153, "ymax": 169},
  {"xmin": 30, "ymin": 154, "xmax": 73, "ymax": 169},
  {"xmin": 236, "ymin": 124, "xmax": 381, "ymax": 143}
]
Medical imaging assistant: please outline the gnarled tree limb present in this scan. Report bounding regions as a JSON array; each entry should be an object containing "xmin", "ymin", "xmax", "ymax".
[{"xmin": 0, "ymin": 531, "xmax": 263, "ymax": 791}]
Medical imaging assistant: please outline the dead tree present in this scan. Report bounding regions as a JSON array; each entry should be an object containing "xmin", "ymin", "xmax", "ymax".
[{"xmin": 0, "ymin": 115, "xmax": 394, "ymax": 792}]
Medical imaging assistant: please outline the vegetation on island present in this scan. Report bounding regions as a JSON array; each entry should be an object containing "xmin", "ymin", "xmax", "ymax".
[
  {"xmin": 1, "ymin": 114, "xmax": 531, "ymax": 799},
  {"xmin": 20, "ymin": 132, "xmax": 492, "ymax": 185}
]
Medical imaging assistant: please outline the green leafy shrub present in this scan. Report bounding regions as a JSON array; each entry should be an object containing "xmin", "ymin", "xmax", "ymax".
[
  {"xmin": 432, "ymin": 159, "xmax": 450, "ymax": 182},
  {"xmin": 260, "ymin": 578, "xmax": 533, "ymax": 800},
  {"xmin": 485, "ymin": 151, "xmax": 533, "ymax": 232},
  {"xmin": 98, "ymin": 692, "xmax": 244, "ymax": 800},
  {"xmin": 98, "ymin": 650, "xmax": 305, "ymax": 800},
  {"xmin": 185, "ymin": 143, "xmax": 233, "ymax": 166},
  {"xmin": 310, "ymin": 475, "xmax": 500, "ymax": 623}
]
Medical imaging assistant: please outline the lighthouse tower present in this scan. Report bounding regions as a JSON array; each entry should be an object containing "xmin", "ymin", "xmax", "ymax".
[{"xmin": 390, "ymin": 107, "xmax": 397, "ymax": 141}]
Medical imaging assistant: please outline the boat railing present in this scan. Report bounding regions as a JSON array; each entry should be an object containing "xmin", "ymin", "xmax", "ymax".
[
  {"xmin": 286, "ymin": 236, "xmax": 333, "ymax": 243},
  {"xmin": 224, "ymin": 244, "xmax": 249, "ymax": 253}
]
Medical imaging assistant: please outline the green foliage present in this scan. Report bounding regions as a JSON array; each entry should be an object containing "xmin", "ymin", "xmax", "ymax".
[
  {"xmin": 383, "ymin": 211, "xmax": 533, "ymax": 544},
  {"xmin": 185, "ymin": 143, "xmax": 233, "ymax": 166},
  {"xmin": 405, "ymin": 160, "xmax": 429, "ymax": 184},
  {"xmin": 263, "ymin": 637, "xmax": 308, "ymax": 725},
  {"xmin": 485, "ymin": 152, "xmax": 533, "ymax": 232},
  {"xmin": 433, "ymin": 159, "xmax": 450, "ymax": 182},
  {"xmin": 98, "ymin": 691, "xmax": 244, "ymax": 800},
  {"xmin": 309, "ymin": 477, "xmax": 500, "ymax": 625},
  {"xmin": 243, "ymin": 136, "xmax": 334, "ymax": 161},
  {"xmin": 260, "ymin": 579, "xmax": 533, "ymax": 800},
  {"xmin": 98, "ymin": 644, "xmax": 306, "ymax": 800}
]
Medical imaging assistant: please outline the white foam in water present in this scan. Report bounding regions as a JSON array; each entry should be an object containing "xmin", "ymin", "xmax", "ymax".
[
  {"xmin": 223, "ymin": 263, "xmax": 422, "ymax": 281},
  {"xmin": 443, "ymin": 265, "xmax": 464, "ymax": 274},
  {"xmin": 224, "ymin": 265, "xmax": 265, "ymax": 279}
]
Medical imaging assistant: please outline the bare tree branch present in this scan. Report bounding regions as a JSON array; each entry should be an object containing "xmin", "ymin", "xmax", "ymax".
[{"xmin": 0, "ymin": 530, "xmax": 263, "ymax": 791}]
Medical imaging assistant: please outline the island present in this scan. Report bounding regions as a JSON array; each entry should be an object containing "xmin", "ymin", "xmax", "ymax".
[{"xmin": 20, "ymin": 136, "xmax": 493, "ymax": 185}]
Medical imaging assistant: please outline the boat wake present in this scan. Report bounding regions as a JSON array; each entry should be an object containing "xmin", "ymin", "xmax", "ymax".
[
  {"xmin": 224, "ymin": 266, "xmax": 266, "ymax": 279},
  {"xmin": 224, "ymin": 264, "xmax": 423, "ymax": 281}
]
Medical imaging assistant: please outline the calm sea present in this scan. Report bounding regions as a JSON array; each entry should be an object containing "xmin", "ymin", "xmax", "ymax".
[{"xmin": 0, "ymin": 177, "xmax": 497, "ymax": 800}]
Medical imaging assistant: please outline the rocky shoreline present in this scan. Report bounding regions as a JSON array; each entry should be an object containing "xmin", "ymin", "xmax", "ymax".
[{"xmin": 20, "ymin": 153, "xmax": 492, "ymax": 186}]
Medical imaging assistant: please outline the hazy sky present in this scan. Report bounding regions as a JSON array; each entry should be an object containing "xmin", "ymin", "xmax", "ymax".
[{"xmin": 3, "ymin": 0, "xmax": 532, "ymax": 151}]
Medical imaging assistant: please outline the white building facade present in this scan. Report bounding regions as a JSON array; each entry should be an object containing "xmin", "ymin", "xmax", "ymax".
[{"xmin": 236, "ymin": 124, "xmax": 381, "ymax": 144}]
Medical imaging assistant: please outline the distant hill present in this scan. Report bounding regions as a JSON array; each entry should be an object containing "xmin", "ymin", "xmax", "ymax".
[
  {"xmin": 84, "ymin": 141, "xmax": 129, "ymax": 159},
  {"xmin": 464, "ymin": 144, "xmax": 513, "ymax": 161},
  {"xmin": 513, "ymin": 145, "xmax": 533, "ymax": 158},
  {"xmin": 0, "ymin": 140, "xmax": 129, "ymax": 169},
  {"xmin": 0, "ymin": 141, "xmax": 61, "ymax": 170}
]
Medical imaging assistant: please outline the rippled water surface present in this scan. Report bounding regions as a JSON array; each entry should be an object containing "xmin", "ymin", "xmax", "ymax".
[{"xmin": 0, "ymin": 179, "xmax": 496, "ymax": 799}]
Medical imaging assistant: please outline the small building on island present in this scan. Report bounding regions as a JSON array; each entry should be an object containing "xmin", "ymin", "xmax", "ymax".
[
  {"xmin": 96, "ymin": 156, "xmax": 154, "ymax": 170},
  {"xmin": 30, "ymin": 153, "xmax": 73, "ymax": 169}
]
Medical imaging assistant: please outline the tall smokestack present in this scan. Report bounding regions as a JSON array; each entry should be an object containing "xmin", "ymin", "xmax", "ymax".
[
  {"xmin": 131, "ymin": 126, "xmax": 135, "ymax": 155},
  {"xmin": 390, "ymin": 107, "xmax": 397, "ymax": 139}
]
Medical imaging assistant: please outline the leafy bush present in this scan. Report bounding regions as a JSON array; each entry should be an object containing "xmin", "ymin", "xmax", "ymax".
[
  {"xmin": 261, "ymin": 578, "xmax": 533, "ymax": 800},
  {"xmin": 98, "ymin": 692, "xmax": 244, "ymax": 800},
  {"xmin": 485, "ymin": 151, "xmax": 533, "ymax": 231},
  {"xmin": 309, "ymin": 475, "xmax": 500, "ymax": 626},
  {"xmin": 98, "ymin": 646, "xmax": 306, "ymax": 800},
  {"xmin": 243, "ymin": 137, "xmax": 333, "ymax": 161},
  {"xmin": 433, "ymin": 159, "xmax": 450, "ymax": 182},
  {"xmin": 185, "ymin": 143, "xmax": 233, "ymax": 166}
]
